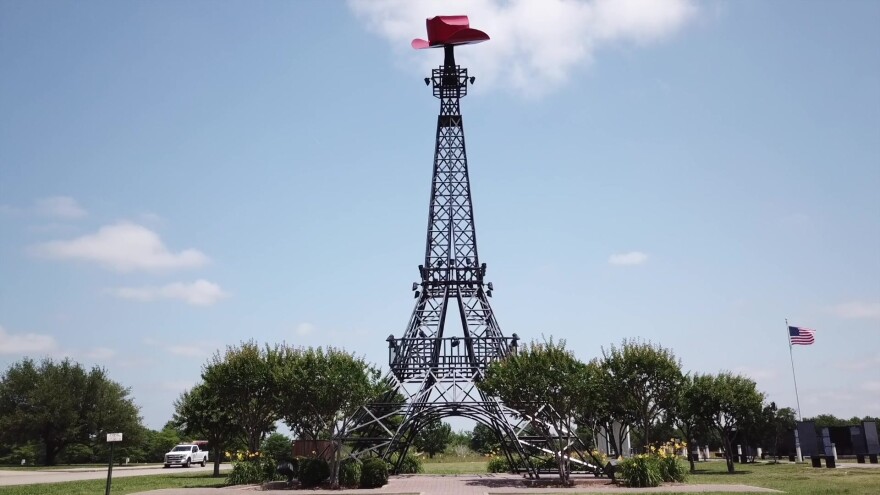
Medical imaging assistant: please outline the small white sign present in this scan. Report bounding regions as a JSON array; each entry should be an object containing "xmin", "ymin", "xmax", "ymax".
[{"xmin": 106, "ymin": 433, "xmax": 123, "ymax": 442}]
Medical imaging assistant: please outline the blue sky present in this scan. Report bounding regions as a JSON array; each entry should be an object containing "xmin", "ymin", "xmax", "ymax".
[{"xmin": 1, "ymin": 0, "xmax": 878, "ymax": 430}]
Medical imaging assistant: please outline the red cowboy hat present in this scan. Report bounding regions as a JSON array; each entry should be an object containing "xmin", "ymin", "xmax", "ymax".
[{"xmin": 411, "ymin": 15, "xmax": 489, "ymax": 49}]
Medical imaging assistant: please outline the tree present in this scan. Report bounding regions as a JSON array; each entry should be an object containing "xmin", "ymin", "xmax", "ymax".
[
  {"xmin": 671, "ymin": 374, "xmax": 711, "ymax": 472},
  {"xmin": 573, "ymin": 360, "xmax": 630, "ymax": 458},
  {"xmin": 601, "ymin": 339, "xmax": 683, "ymax": 449},
  {"xmin": 414, "ymin": 419, "xmax": 452, "ymax": 458},
  {"xmin": 448, "ymin": 429, "xmax": 472, "ymax": 449},
  {"xmin": 144, "ymin": 424, "xmax": 182, "ymax": 462},
  {"xmin": 277, "ymin": 346, "xmax": 383, "ymax": 487},
  {"xmin": 174, "ymin": 382, "xmax": 239, "ymax": 476},
  {"xmin": 807, "ymin": 413, "xmax": 852, "ymax": 428},
  {"xmin": 757, "ymin": 403, "xmax": 795, "ymax": 462},
  {"xmin": 690, "ymin": 373, "xmax": 764, "ymax": 473},
  {"xmin": 261, "ymin": 432, "xmax": 292, "ymax": 462},
  {"xmin": 470, "ymin": 423, "xmax": 501, "ymax": 454},
  {"xmin": 479, "ymin": 339, "xmax": 598, "ymax": 483},
  {"xmin": 86, "ymin": 374, "xmax": 144, "ymax": 463},
  {"xmin": 0, "ymin": 358, "xmax": 142, "ymax": 466},
  {"xmin": 201, "ymin": 341, "xmax": 281, "ymax": 453}
]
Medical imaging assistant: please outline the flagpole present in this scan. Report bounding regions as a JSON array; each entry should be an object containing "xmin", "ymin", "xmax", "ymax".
[{"xmin": 786, "ymin": 318, "xmax": 803, "ymax": 420}]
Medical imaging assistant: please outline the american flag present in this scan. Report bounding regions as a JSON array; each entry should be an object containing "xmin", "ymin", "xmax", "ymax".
[{"xmin": 789, "ymin": 326, "xmax": 815, "ymax": 346}]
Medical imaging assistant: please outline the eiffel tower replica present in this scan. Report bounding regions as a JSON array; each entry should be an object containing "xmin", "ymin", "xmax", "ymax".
[{"xmin": 340, "ymin": 16, "xmax": 590, "ymax": 478}]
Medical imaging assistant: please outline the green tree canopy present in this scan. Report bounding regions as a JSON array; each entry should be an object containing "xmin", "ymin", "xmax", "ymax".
[
  {"xmin": 174, "ymin": 382, "xmax": 240, "ymax": 476},
  {"xmin": 278, "ymin": 347, "xmax": 382, "ymax": 441},
  {"xmin": 670, "ymin": 374, "xmax": 713, "ymax": 472},
  {"xmin": 0, "ymin": 358, "xmax": 142, "ymax": 465},
  {"xmin": 144, "ymin": 424, "xmax": 182, "ymax": 463},
  {"xmin": 479, "ymin": 339, "xmax": 599, "ymax": 482},
  {"xmin": 601, "ymin": 339, "xmax": 683, "ymax": 449},
  {"xmin": 276, "ymin": 346, "xmax": 384, "ymax": 487},
  {"xmin": 414, "ymin": 418, "xmax": 452, "ymax": 458},
  {"xmin": 756, "ymin": 403, "xmax": 796, "ymax": 462},
  {"xmin": 261, "ymin": 432, "xmax": 292, "ymax": 462},
  {"xmin": 689, "ymin": 372, "xmax": 764, "ymax": 473},
  {"xmin": 470, "ymin": 423, "xmax": 501, "ymax": 454},
  {"xmin": 201, "ymin": 340, "xmax": 282, "ymax": 453}
]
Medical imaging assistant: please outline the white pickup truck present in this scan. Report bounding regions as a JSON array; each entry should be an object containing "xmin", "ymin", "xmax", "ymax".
[{"xmin": 163, "ymin": 444, "xmax": 208, "ymax": 468}]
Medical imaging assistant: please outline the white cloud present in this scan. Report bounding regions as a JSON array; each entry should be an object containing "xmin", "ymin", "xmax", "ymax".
[
  {"xmin": 0, "ymin": 324, "xmax": 58, "ymax": 355},
  {"xmin": 35, "ymin": 196, "xmax": 87, "ymax": 219},
  {"xmin": 295, "ymin": 322, "xmax": 316, "ymax": 336},
  {"xmin": 829, "ymin": 301, "xmax": 880, "ymax": 320},
  {"xmin": 608, "ymin": 251, "xmax": 648, "ymax": 265},
  {"xmin": 348, "ymin": 0, "xmax": 697, "ymax": 96},
  {"xmin": 108, "ymin": 279, "xmax": 228, "ymax": 306},
  {"xmin": 30, "ymin": 222, "xmax": 209, "ymax": 272}
]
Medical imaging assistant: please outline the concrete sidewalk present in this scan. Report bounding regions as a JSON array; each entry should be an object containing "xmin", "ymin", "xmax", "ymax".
[{"xmin": 131, "ymin": 473, "xmax": 781, "ymax": 495}]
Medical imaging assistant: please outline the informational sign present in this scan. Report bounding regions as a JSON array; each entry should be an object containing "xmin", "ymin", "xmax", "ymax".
[{"xmin": 106, "ymin": 433, "xmax": 123, "ymax": 442}]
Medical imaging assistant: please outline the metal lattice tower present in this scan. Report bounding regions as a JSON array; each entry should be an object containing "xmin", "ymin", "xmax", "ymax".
[
  {"xmin": 337, "ymin": 18, "xmax": 538, "ymax": 476},
  {"xmin": 339, "ymin": 17, "xmax": 596, "ymax": 478}
]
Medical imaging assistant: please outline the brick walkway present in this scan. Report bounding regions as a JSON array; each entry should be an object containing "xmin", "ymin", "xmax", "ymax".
[{"xmin": 132, "ymin": 473, "xmax": 781, "ymax": 495}]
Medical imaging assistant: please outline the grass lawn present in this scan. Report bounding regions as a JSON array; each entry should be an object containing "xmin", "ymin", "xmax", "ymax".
[
  {"xmin": 421, "ymin": 454, "xmax": 489, "ymax": 474},
  {"xmin": 0, "ymin": 464, "xmax": 162, "ymax": 471},
  {"xmin": 682, "ymin": 460, "xmax": 880, "ymax": 494},
  {"xmin": 0, "ymin": 472, "xmax": 226, "ymax": 495},
  {"xmin": 515, "ymin": 461, "xmax": 880, "ymax": 494},
  {"xmin": 422, "ymin": 460, "xmax": 488, "ymax": 474}
]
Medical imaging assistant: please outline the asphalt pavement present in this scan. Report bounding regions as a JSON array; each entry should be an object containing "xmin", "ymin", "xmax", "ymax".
[{"xmin": 0, "ymin": 464, "xmax": 230, "ymax": 486}]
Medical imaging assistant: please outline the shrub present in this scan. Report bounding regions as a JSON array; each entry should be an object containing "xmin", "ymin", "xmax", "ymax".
[
  {"xmin": 288, "ymin": 457, "xmax": 301, "ymax": 478},
  {"xmin": 657, "ymin": 454, "xmax": 688, "ymax": 482},
  {"xmin": 392, "ymin": 452, "xmax": 424, "ymax": 474},
  {"xmin": 298, "ymin": 457, "xmax": 330, "ymax": 488},
  {"xmin": 227, "ymin": 458, "xmax": 280, "ymax": 485},
  {"xmin": 537, "ymin": 456, "xmax": 558, "ymax": 469},
  {"xmin": 586, "ymin": 449, "xmax": 609, "ymax": 469},
  {"xmin": 487, "ymin": 456, "xmax": 512, "ymax": 473},
  {"xmin": 338, "ymin": 458, "xmax": 362, "ymax": 487},
  {"xmin": 618, "ymin": 454, "xmax": 662, "ymax": 487},
  {"xmin": 360, "ymin": 457, "xmax": 389, "ymax": 488}
]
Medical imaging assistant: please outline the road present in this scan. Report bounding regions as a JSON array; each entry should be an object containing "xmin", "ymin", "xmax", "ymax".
[{"xmin": 0, "ymin": 464, "xmax": 230, "ymax": 486}]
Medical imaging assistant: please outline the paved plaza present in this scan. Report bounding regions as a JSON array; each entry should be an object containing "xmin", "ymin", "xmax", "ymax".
[{"xmin": 131, "ymin": 473, "xmax": 781, "ymax": 495}]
